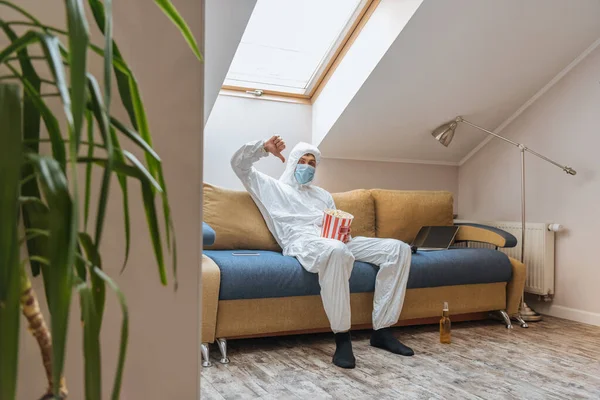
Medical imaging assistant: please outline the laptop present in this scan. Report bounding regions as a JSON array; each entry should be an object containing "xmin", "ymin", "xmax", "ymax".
[{"xmin": 410, "ymin": 225, "xmax": 460, "ymax": 253}]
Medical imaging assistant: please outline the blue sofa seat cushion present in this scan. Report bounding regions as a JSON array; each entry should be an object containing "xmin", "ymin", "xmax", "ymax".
[{"xmin": 204, "ymin": 248, "xmax": 513, "ymax": 301}]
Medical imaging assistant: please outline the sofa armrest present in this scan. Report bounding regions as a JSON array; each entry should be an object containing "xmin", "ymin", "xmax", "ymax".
[
  {"xmin": 203, "ymin": 222, "xmax": 216, "ymax": 247},
  {"xmin": 201, "ymin": 254, "xmax": 220, "ymax": 343},
  {"xmin": 454, "ymin": 223, "xmax": 517, "ymax": 248}
]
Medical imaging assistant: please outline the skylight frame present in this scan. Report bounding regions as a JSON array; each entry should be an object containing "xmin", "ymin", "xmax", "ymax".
[{"xmin": 222, "ymin": 0, "xmax": 375, "ymax": 100}]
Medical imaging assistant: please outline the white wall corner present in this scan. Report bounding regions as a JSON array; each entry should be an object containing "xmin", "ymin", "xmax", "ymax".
[{"xmin": 459, "ymin": 35, "xmax": 600, "ymax": 167}]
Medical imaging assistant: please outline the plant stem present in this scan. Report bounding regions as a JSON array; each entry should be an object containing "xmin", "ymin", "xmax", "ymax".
[
  {"xmin": 0, "ymin": 74, "xmax": 18, "ymax": 81},
  {"xmin": 0, "ymin": 2, "xmax": 41, "ymax": 24},
  {"xmin": 20, "ymin": 270, "xmax": 68, "ymax": 399},
  {"xmin": 20, "ymin": 174, "xmax": 37, "ymax": 186},
  {"xmin": 3, "ymin": 21, "xmax": 67, "ymax": 35},
  {"xmin": 24, "ymin": 138, "xmax": 106, "ymax": 149},
  {"xmin": 0, "ymin": 74, "xmax": 55, "ymax": 86},
  {"xmin": 6, "ymin": 56, "xmax": 48, "ymax": 62}
]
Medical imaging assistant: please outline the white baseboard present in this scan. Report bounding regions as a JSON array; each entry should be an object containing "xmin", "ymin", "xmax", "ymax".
[{"xmin": 527, "ymin": 301, "xmax": 600, "ymax": 327}]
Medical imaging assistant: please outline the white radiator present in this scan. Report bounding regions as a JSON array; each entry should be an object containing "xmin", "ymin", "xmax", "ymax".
[{"xmin": 454, "ymin": 220, "xmax": 556, "ymax": 300}]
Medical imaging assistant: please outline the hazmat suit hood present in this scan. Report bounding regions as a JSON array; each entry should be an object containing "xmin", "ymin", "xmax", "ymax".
[{"xmin": 279, "ymin": 141, "xmax": 321, "ymax": 187}]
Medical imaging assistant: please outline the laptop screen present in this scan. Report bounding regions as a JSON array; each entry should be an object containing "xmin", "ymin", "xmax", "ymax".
[{"xmin": 411, "ymin": 226, "xmax": 459, "ymax": 250}]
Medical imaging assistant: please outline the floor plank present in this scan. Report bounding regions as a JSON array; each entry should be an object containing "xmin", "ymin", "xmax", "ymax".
[{"xmin": 201, "ymin": 316, "xmax": 600, "ymax": 399}]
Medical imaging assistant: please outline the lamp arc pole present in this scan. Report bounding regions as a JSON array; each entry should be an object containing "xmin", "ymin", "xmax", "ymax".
[{"xmin": 432, "ymin": 116, "xmax": 576, "ymax": 325}]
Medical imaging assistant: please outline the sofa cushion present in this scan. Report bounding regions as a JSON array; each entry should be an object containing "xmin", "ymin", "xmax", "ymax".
[
  {"xmin": 370, "ymin": 190, "xmax": 454, "ymax": 243},
  {"xmin": 204, "ymin": 248, "xmax": 512, "ymax": 301},
  {"xmin": 202, "ymin": 222, "xmax": 216, "ymax": 246},
  {"xmin": 331, "ymin": 189, "xmax": 376, "ymax": 238},
  {"xmin": 203, "ymin": 183, "xmax": 281, "ymax": 251}
]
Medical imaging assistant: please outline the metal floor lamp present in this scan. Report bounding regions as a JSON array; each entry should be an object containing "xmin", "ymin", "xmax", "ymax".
[{"xmin": 431, "ymin": 116, "xmax": 576, "ymax": 325}]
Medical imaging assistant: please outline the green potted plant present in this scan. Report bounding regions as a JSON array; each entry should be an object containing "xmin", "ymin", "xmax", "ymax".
[{"xmin": 0, "ymin": 1, "xmax": 201, "ymax": 399}]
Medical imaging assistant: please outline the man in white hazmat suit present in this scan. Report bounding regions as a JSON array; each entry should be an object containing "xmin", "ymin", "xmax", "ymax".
[{"xmin": 231, "ymin": 135, "xmax": 413, "ymax": 369}]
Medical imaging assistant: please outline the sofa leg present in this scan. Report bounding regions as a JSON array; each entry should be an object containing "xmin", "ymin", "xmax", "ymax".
[
  {"xmin": 217, "ymin": 338, "xmax": 230, "ymax": 364},
  {"xmin": 512, "ymin": 314, "xmax": 529, "ymax": 328},
  {"xmin": 494, "ymin": 310, "xmax": 513, "ymax": 329},
  {"xmin": 201, "ymin": 343, "xmax": 212, "ymax": 367}
]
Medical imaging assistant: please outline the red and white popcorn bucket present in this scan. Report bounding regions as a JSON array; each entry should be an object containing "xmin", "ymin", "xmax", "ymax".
[{"xmin": 321, "ymin": 209, "xmax": 354, "ymax": 242}]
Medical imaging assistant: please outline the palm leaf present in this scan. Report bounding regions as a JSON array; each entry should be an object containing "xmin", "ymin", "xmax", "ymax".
[
  {"xmin": 27, "ymin": 154, "xmax": 76, "ymax": 396},
  {"xmin": 0, "ymin": 1, "xmax": 40, "ymax": 23},
  {"xmin": 102, "ymin": 0, "xmax": 112, "ymax": 111},
  {"xmin": 0, "ymin": 1, "xmax": 201, "ymax": 396},
  {"xmin": 88, "ymin": 43, "xmax": 129, "ymax": 74},
  {"xmin": 35, "ymin": 33, "xmax": 74, "ymax": 134},
  {"xmin": 76, "ymin": 282, "xmax": 102, "ymax": 400},
  {"xmin": 0, "ymin": 22, "xmax": 44, "ymax": 277},
  {"xmin": 66, "ymin": 0, "xmax": 90, "ymax": 150},
  {"xmin": 129, "ymin": 76, "xmax": 175, "ymax": 264},
  {"xmin": 110, "ymin": 116, "xmax": 160, "ymax": 162},
  {"xmin": 142, "ymin": 181, "xmax": 167, "ymax": 285},
  {"xmin": 87, "ymin": 0, "xmax": 136, "ymax": 126},
  {"xmin": 5, "ymin": 32, "xmax": 78, "ymax": 172},
  {"xmin": 109, "ymin": 126, "xmax": 132, "ymax": 269},
  {"xmin": 78, "ymin": 233, "xmax": 105, "ymax": 321},
  {"xmin": 87, "ymin": 0, "xmax": 175, "ymax": 277},
  {"xmin": 122, "ymin": 150, "xmax": 162, "ymax": 192},
  {"xmin": 87, "ymin": 74, "xmax": 113, "ymax": 248},
  {"xmin": 78, "ymin": 157, "xmax": 167, "ymax": 283},
  {"xmin": 6, "ymin": 65, "xmax": 66, "ymax": 170},
  {"xmin": 0, "ymin": 83, "xmax": 23, "ymax": 400},
  {"xmin": 75, "ymin": 244, "xmax": 88, "ymax": 281},
  {"xmin": 0, "ymin": 30, "xmax": 39, "ymax": 63},
  {"xmin": 92, "ymin": 268, "xmax": 128, "ymax": 400},
  {"xmin": 154, "ymin": 0, "xmax": 203, "ymax": 61},
  {"xmin": 84, "ymin": 110, "xmax": 94, "ymax": 230},
  {"xmin": 78, "ymin": 158, "xmax": 160, "ymax": 190}
]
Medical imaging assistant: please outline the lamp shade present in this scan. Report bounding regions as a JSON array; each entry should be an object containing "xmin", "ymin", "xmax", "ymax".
[{"xmin": 432, "ymin": 121, "xmax": 457, "ymax": 147}]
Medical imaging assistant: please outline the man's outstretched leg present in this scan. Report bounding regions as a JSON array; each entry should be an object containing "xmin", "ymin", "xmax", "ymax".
[
  {"xmin": 347, "ymin": 237, "xmax": 414, "ymax": 356},
  {"xmin": 290, "ymin": 238, "xmax": 356, "ymax": 368}
]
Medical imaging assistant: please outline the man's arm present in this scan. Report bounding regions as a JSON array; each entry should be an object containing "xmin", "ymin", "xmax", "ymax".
[
  {"xmin": 230, "ymin": 136, "xmax": 287, "ymax": 190},
  {"xmin": 230, "ymin": 139, "xmax": 269, "ymax": 184}
]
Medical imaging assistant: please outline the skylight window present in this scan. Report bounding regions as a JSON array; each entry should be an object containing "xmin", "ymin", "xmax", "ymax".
[{"xmin": 223, "ymin": 0, "xmax": 370, "ymax": 97}]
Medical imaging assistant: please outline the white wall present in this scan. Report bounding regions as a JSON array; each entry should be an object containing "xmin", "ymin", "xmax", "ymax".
[
  {"xmin": 312, "ymin": 0, "xmax": 423, "ymax": 146},
  {"xmin": 458, "ymin": 45, "xmax": 600, "ymax": 326},
  {"xmin": 204, "ymin": 0, "xmax": 256, "ymax": 125},
  {"xmin": 316, "ymin": 159, "xmax": 458, "ymax": 212},
  {"xmin": 204, "ymin": 95, "xmax": 312, "ymax": 189},
  {"xmin": 205, "ymin": 95, "xmax": 459, "ymax": 204}
]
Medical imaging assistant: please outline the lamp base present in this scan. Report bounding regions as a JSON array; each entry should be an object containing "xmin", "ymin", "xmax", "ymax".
[{"xmin": 520, "ymin": 302, "xmax": 543, "ymax": 322}]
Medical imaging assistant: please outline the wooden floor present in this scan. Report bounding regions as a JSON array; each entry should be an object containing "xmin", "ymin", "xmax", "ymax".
[{"xmin": 201, "ymin": 316, "xmax": 600, "ymax": 399}]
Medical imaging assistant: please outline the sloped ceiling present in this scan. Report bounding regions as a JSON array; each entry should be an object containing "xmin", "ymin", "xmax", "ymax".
[
  {"xmin": 318, "ymin": 0, "xmax": 600, "ymax": 164},
  {"xmin": 204, "ymin": 0, "xmax": 256, "ymax": 125}
]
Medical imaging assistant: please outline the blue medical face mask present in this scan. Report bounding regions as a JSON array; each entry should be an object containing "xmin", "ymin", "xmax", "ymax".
[{"xmin": 295, "ymin": 164, "xmax": 315, "ymax": 185}]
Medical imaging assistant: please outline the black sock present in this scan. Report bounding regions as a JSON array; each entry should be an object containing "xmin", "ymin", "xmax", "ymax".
[
  {"xmin": 370, "ymin": 328, "xmax": 414, "ymax": 356},
  {"xmin": 333, "ymin": 331, "xmax": 356, "ymax": 369}
]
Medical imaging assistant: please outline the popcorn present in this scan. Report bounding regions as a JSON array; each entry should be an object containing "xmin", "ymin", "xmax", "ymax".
[{"xmin": 321, "ymin": 208, "xmax": 354, "ymax": 242}]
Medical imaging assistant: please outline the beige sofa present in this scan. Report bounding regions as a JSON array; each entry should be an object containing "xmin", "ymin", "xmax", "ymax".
[{"xmin": 200, "ymin": 183, "xmax": 526, "ymax": 366}]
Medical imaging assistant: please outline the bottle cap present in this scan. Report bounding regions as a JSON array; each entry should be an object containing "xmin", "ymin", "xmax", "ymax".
[{"xmin": 443, "ymin": 301, "xmax": 449, "ymax": 311}]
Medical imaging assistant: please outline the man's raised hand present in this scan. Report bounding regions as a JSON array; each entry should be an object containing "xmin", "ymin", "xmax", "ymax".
[{"xmin": 264, "ymin": 135, "xmax": 286, "ymax": 163}]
